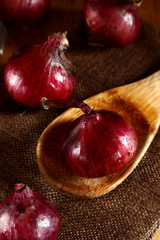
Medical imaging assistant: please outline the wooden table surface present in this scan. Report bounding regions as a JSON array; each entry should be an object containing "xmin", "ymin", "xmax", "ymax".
[{"xmin": 2, "ymin": 1, "xmax": 160, "ymax": 239}]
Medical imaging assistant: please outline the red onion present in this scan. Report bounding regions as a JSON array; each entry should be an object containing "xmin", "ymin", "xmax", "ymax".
[
  {"xmin": 0, "ymin": 0, "xmax": 51, "ymax": 24},
  {"xmin": 42, "ymin": 98, "xmax": 138, "ymax": 178},
  {"xmin": 4, "ymin": 33, "xmax": 77, "ymax": 108},
  {"xmin": 0, "ymin": 21, "xmax": 8, "ymax": 105},
  {"xmin": 84, "ymin": 0, "xmax": 141, "ymax": 47},
  {"xmin": 0, "ymin": 183, "xmax": 60, "ymax": 240}
]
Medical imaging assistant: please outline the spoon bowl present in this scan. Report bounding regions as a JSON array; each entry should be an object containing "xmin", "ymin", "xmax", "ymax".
[{"xmin": 37, "ymin": 70, "xmax": 160, "ymax": 198}]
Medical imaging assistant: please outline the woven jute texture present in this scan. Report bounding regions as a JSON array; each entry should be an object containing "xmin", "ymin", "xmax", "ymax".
[{"xmin": 0, "ymin": 21, "xmax": 160, "ymax": 240}]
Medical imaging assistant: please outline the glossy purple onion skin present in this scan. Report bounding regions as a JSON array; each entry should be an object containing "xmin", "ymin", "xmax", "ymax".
[
  {"xmin": 0, "ymin": 0, "xmax": 51, "ymax": 24},
  {"xmin": 84, "ymin": 0, "xmax": 141, "ymax": 47},
  {"xmin": 0, "ymin": 184, "xmax": 60, "ymax": 240},
  {"xmin": 4, "ymin": 34, "xmax": 76, "ymax": 107},
  {"xmin": 62, "ymin": 110, "xmax": 138, "ymax": 178}
]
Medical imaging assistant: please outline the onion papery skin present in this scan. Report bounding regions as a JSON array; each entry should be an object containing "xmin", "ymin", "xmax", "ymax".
[
  {"xmin": 62, "ymin": 110, "xmax": 138, "ymax": 178},
  {"xmin": 0, "ymin": 184, "xmax": 60, "ymax": 240},
  {"xmin": 84, "ymin": 0, "xmax": 141, "ymax": 47},
  {"xmin": 4, "ymin": 34, "xmax": 77, "ymax": 108},
  {"xmin": 0, "ymin": 0, "xmax": 51, "ymax": 24}
]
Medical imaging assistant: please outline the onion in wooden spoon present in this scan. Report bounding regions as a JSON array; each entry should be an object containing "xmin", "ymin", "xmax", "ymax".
[{"xmin": 37, "ymin": 71, "xmax": 160, "ymax": 198}]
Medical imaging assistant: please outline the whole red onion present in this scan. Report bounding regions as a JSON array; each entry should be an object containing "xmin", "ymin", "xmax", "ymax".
[
  {"xmin": 0, "ymin": 0, "xmax": 51, "ymax": 24},
  {"xmin": 42, "ymin": 98, "xmax": 138, "ymax": 178},
  {"xmin": 84, "ymin": 0, "xmax": 141, "ymax": 47},
  {"xmin": 4, "ymin": 33, "xmax": 77, "ymax": 108},
  {"xmin": 0, "ymin": 183, "xmax": 60, "ymax": 240}
]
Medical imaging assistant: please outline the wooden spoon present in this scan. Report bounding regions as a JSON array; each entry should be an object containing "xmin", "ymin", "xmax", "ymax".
[{"xmin": 37, "ymin": 70, "xmax": 160, "ymax": 198}]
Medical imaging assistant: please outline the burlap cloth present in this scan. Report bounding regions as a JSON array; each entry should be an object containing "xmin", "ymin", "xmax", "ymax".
[{"xmin": 0, "ymin": 19, "xmax": 160, "ymax": 240}]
